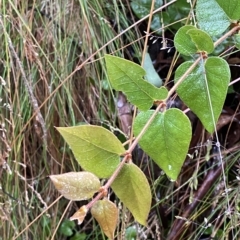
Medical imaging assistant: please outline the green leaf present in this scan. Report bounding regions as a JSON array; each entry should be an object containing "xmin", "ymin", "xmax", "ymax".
[
  {"xmin": 105, "ymin": 55, "xmax": 168, "ymax": 111},
  {"xmin": 216, "ymin": 0, "xmax": 240, "ymax": 20},
  {"xmin": 133, "ymin": 109, "xmax": 191, "ymax": 180},
  {"xmin": 175, "ymin": 57, "xmax": 230, "ymax": 133},
  {"xmin": 57, "ymin": 126, "xmax": 125, "ymax": 178},
  {"xmin": 125, "ymin": 226, "xmax": 137, "ymax": 240},
  {"xmin": 143, "ymin": 52, "xmax": 162, "ymax": 87},
  {"xmin": 130, "ymin": 0, "xmax": 163, "ymax": 32},
  {"xmin": 174, "ymin": 25, "xmax": 199, "ymax": 56},
  {"xmin": 131, "ymin": 0, "xmax": 191, "ymax": 33},
  {"xmin": 196, "ymin": 0, "xmax": 231, "ymax": 36},
  {"xmin": 111, "ymin": 163, "xmax": 151, "ymax": 226},
  {"xmin": 162, "ymin": 0, "xmax": 191, "ymax": 31},
  {"xmin": 174, "ymin": 26, "xmax": 214, "ymax": 55},
  {"xmin": 187, "ymin": 29, "xmax": 214, "ymax": 54},
  {"xmin": 50, "ymin": 172, "xmax": 100, "ymax": 200},
  {"xmin": 234, "ymin": 33, "xmax": 240, "ymax": 49},
  {"xmin": 70, "ymin": 233, "xmax": 87, "ymax": 240},
  {"xmin": 91, "ymin": 199, "xmax": 118, "ymax": 240},
  {"xmin": 59, "ymin": 220, "xmax": 75, "ymax": 237}
]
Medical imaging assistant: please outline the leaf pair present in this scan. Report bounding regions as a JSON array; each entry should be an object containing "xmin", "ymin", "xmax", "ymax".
[
  {"xmin": 88, "ymin": 160, "xmax": 153, "ymax": 238},
  {"xmin": 174, "ymin": 25, "xmax": 230, "ymax": 133},
  {"xmin": 51, "ymin": 126, "xmax": 152, "ymax": 238},
  {"xmin": 68, "ymin": 199, "xmax": 118, "ymax": 239},
  {"xmin": 50, "ymin": 171, "xmax": 118, "ymax": 239},
  {"xmin": 106, "ymin": 55, "xmax": 192, "ymax": 181}
]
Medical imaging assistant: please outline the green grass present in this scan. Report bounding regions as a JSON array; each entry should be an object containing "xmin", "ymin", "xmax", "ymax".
[
  {"xmin": 0, "ymin": 0, "xmax": 143, "ymax": 239},
  {"xmin": 1, "ymin": 0, "xmax": 240, "ymax": 240}
]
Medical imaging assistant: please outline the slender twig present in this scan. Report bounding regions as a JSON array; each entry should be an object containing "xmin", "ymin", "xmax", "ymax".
[
  {"xmin": 165, "ymin": 24, "xmax": 240, "ymax": 100},
  {"xmin": 141, "ymin": 0, "xmax": 156, "ymax": 65},
  {"xmin": 0, "ymin": 16, "xmax": 47, "ymax": 144},
  {"xmin": 214, "ymin": 25, "xmax": 240, "ymax": 48},
  {"xmin": 79, "ymin": 23, "xmax": 240, "ymax": 213},
  {"xmin": 51, "ymin": 200, "xmax": 73, "ymax": 240},
  {"xmin": 10, "ymin": 0, "xmax": 177, "ymax": 146},
  {"xmin": 86, "ymin": 102, "xmax": 164, "ymax": 209},
  {"xmin": 127, "ymin": 0, "xmax": 156, "ymax": 153},
  {"xmin": 165, "ymin": 56, "xmax": 202, "ymax": 99},
  {"xmin": 86, "ymin": 156, "xmax": 128, "ymax": 209},
  {"xmin": 127, "ymin": 103, "xmax": 163, "ymax": 153},
  {"xmin": 13, "ymin": 195, "xmax": 63, "ymax": 240}
]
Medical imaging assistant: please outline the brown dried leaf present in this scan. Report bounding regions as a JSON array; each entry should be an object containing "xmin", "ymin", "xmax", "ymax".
[
  {"xmin": 91, "ymin": 199, "xmax": 118, "ymax": 240},
  {"xmin": 216, "ymin": 113, "xmax": 235, "ymax": 131},
  {"xmin": 117, "ymin": 92, "xmax": 132, "ymax": 136}
]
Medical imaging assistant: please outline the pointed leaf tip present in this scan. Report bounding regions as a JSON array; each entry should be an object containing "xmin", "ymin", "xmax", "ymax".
[
  {"xmin": 91, "ymin": 199, "xmax": 118, "ymax": 240},
  {"xmin": 57, "ymin": 125, "xmax": 124, "ymax": 178},
  {"xmin": 111, "ymin": 163, "xmax": 151, "ymax": 226},
  {"xmin": 175, "ymin": 57, "xmax": 230, "ymax": 133},
  {"xmin": 133, "ymin": 109, "xmax": 191, "ymax": 180},
  {"xmin": 105, "ymin": 54, "xmax": 168, "ymax": 111},
  {"xmin": 50, "ymin": 172, "xmax": 100, "ymax": 201}
]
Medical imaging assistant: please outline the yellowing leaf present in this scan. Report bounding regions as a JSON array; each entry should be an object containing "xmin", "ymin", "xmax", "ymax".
[
  {"xmin": 70, "ymin": 205, "xmax": 88, "ymax": 225},
  {"xmin": 50, "ymin": 172, "xmax": 100, "ymax": 200},
  {"xmin": 111, "ymin": 163, "xmax": 151, "ymax": 226},
  {"xmin": 91, "ymin": 199, "xmax": 118, "ymax": 240},
  {"xmin": 57, "ymin": 125, "xmax": 125, "ymax": 178}
]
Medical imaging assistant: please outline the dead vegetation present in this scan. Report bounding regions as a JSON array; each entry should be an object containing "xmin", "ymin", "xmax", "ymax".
[{"xmin": 0, "ymin": 0, "xmax": 240, "ymax": 239}]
